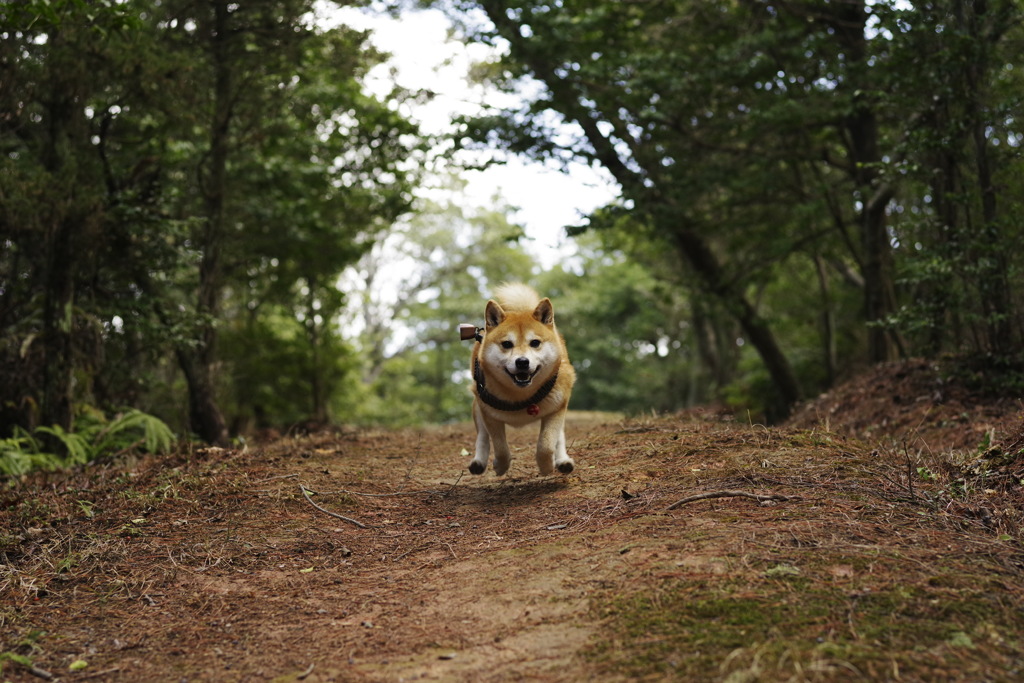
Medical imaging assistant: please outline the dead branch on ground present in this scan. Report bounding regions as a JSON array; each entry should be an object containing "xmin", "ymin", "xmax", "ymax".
[
  {"xmin": 666, "ymin": 490, "xmax": 794, "ymax": 510},
  {"xmin": 299, "ymin": 485, "xmax": 369, "ymax": 529}
]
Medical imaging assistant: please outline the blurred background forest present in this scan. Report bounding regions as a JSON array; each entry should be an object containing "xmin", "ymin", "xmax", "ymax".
[{"xmin": 2, "ymin": 0, "xmax": 1023, "ymax": 466}]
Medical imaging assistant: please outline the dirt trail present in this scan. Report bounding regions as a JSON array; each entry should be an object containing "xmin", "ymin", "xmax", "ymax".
[{"xmin": 3, "ymin": 408, "xmax": 1024, "ymax": 682}]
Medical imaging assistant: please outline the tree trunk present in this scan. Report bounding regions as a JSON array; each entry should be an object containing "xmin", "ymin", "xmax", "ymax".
[
  {"xmin": 672, "ymin": 229, "xmax": 802, "ymax": 418},
  {"xmin": 39, "ymin": 47, "xmax": 77, "ymax": 433},
  {"xmin": 964, "ymin": 0, "xmax": 1014, "ymax": 353},
  {"xmin": 179, "ymin": 0, "xmax": 232, "ymax": 445},
  {"xmin": 857, "ymin": 163, "xmax": 897, "ymax": 363},
  {"xmin": 690, "ymin": 299, "xmax": 721, "ymax": 393},
  {"xmin": 177, "ymin": 348, "xmax": 228, "ymax": 445},
  {"xmin": 306, "ymin": 279, "xmax": 328, "ymax": 425},
  {"xmin": 41, "ymin": 217, "xmax": 75, "ymax": 433},
  {"xmin": 813, "ymin": 254, "xmax": 836, "ymax": 386},
  {"xmin": 825, "ymin": 0, "xmax": 900, "ymax": 362},
  {"xmin": 843, "ymin": 74, "xmax": 897, "ymax": 362}
]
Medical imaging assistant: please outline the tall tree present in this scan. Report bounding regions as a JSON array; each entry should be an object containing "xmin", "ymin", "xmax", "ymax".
[
  {"xmin": 214, "ymin": 21, "xmax": 421, "ymax": 428},
  {"xmin": 877, "ymin": 0, "xmax": 1022, "ymax": 356},
  {"xmin": 147, "ymin": 0, "xmax": 420, "ymax": 437},
  {"xmin": 0, "ymin": 1, "xmax": 136, "ymax": 434}
]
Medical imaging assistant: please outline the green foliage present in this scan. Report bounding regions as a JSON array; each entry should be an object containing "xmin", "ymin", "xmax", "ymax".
[
  {"xmin": 96, "ymin": 408, "xmax": 176, "ymax": 455},
  {"xmin": 443, "ymin": 0, "xmax": 1024, "ymax": 416},
  {"xmin": 0, "ymin": 408, "xmax": 175, "ymax": 477},
  {"xmin": 544, "ymin": 232, "xmax": 706, "ymax": 414},
  {"xmin": 0, "ymin": 0, "xmax": 425, "ymax": 440},
  {"xmin": 4, "ymin": 0, "xmax": 1024, "ymax": 432},
  {"xmin": 220, "ymin": 309, "xmax": 361, "ymax": 428},
  {"xmin": 0, "ymin": 430, "xmax": 60, "ymax": 477},
  {"xmin": 344, "ymin": 350, "xmax": 469, "ymax": 427}
]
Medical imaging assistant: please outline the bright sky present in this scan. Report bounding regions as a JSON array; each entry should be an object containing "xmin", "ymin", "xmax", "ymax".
[{"xmin": 320, "ymin": 3, "xmax": 619, "ymax": 267}]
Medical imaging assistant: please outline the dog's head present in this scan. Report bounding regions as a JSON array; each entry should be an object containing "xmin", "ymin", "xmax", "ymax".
[{"xmin": 480, "ymin": 297, "xmax": 560, "ymax": 389}]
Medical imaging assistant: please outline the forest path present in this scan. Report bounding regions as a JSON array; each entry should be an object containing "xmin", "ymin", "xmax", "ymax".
[{"xmin": 3, "ymin": 411, "xmax": 1024, "ymax": 681}]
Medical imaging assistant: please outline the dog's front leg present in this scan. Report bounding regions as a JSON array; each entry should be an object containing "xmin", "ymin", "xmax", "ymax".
[
  {"xmin": 482, "ymin": 413, "xmax": 513, "ymax": 476},
  {"xmin": 468, "ymin": 401, "xmax": 491, "ymax": 475},
  {"xmin": 537, "ymin": 409, "xmax": 574, "ymax": 475},
  {"xmin": 552, "ymin": 423, "xmax": 573, "ymax": 473}
]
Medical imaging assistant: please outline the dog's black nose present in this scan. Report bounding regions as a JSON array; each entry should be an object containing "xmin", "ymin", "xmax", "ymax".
[{"xmin": 515, "ymin": 357, "xmax": 530, "ymax": 370}]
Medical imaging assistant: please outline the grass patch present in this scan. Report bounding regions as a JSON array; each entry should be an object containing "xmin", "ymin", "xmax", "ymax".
[{"xmin": 586, "ymin": 573, "xmax": 1024, "ymax": 681}]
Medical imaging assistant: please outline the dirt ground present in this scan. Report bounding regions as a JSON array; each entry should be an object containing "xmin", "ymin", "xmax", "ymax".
[{"xmin": 3, "ymin": 360, "xmax": 1024, "ymax": 682}]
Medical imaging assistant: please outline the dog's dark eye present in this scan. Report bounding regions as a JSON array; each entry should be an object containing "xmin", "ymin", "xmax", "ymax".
[
  {"xmin": 529, "ymin": 339, "xmax": 541, "ymax": 348},
  {"xmin": 501, "ymin": 340, "xmax": 514, "ymax": 349}
]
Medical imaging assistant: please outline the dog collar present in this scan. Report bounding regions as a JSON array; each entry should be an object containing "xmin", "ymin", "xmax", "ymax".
[{"xmin": 474, "ymin": 359, "xmax": 558, "ymax": 415}]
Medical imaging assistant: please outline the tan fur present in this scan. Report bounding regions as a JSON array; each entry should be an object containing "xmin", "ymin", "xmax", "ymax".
[
  {"xmin": 492, "ymin": 282, "xmax": 544, "ymax": 312},
  {"xmin": 468, "ymin": 283, "xmax": 577, "ymax": 476}
]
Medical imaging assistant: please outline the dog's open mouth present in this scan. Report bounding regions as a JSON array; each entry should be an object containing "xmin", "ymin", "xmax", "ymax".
[{"xmin": 507, "ymin": 366, "xmax": 540, "ymax": 387}]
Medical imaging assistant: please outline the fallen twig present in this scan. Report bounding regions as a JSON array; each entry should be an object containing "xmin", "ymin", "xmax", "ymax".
[
  {"xmin": 666, "ymin": 490, "xmax": 794, "ymax": 510},
  {"xmin": 394, "ymin": 543, "xmax": 432, "ymax": 561},
  {"xmin": 78, "ymin": 668, "xmax": 123, "ymax": 681},
  {"xmin": 299, "ymin": 485, "xmax": 369, "ymax": 529},
  {"xmin": 442, "ymin": 471, "xmax": 463, "ymax": 497},
  {"xmin": 17, "ymin": 661, "xmax": 54, "ymax": 681},
  {"xmin": 253, "ymin": 473, "xmax": 299, "ymax": 484}
]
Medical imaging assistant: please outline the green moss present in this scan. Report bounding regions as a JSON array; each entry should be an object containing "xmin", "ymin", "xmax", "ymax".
[
  {"xmin": 586, "ymin": 576, "xmax": 1024, "ymax": 680},
  {"xmin": 588, "ymin": 586, "xmax": 829, "ymax": 678}
]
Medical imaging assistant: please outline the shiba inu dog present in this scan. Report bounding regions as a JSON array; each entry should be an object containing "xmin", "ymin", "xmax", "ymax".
[{"xmin": 466, "ymin": 283, "xmax": 576, "ymax": 476}]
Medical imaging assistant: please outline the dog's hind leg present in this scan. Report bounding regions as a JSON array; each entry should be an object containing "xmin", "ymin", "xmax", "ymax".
[{"xmin": 469, "ymin": 401, "xmax": 491, "ymax": 475}]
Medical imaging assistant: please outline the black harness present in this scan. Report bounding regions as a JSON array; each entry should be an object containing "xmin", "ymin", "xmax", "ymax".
[{"xmin": 473, "ymin": 358, "xmax": 559, "ymax": 413}]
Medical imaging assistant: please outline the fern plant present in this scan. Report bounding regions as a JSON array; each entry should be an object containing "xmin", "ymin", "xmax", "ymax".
[
  {"xmin": 0, "ymin": 408, "xmax": 176, "ymax": 477},
  {"xmin": 0, "ymin": 429, "xmax": 65, "ymax": 476},
  {"xmin": 93, "ymin": 409, "xmax": 176, "ymax": 455}
]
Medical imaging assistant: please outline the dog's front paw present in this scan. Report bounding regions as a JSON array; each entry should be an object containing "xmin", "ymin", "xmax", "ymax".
[
  {"xmin": 468, "ymin": 460, "xmax": 486, "ymax": 475},
  {"xmin": 556, "ymin": 459, "xmax": 575, "ymax": 474}
]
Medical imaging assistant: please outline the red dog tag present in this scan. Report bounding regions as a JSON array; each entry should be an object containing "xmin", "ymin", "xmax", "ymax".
[{"xmin": 527, "ymin": 404, "xmax": 540, "ymax": 416}]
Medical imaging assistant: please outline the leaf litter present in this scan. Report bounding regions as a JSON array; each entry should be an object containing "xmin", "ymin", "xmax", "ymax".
[{"xmin": 2, "ymin": 364, "xmax": 1024, "ymax": 681}]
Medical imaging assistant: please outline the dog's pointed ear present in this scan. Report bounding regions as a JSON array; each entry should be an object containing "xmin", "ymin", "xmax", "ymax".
[
  {"xmin": 485, "ymin": 300, "xmax": 505, "ymax": 330},
  {"xmin": 533, "ymin": 298, "xmax": 554, "ymax": 326}
]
